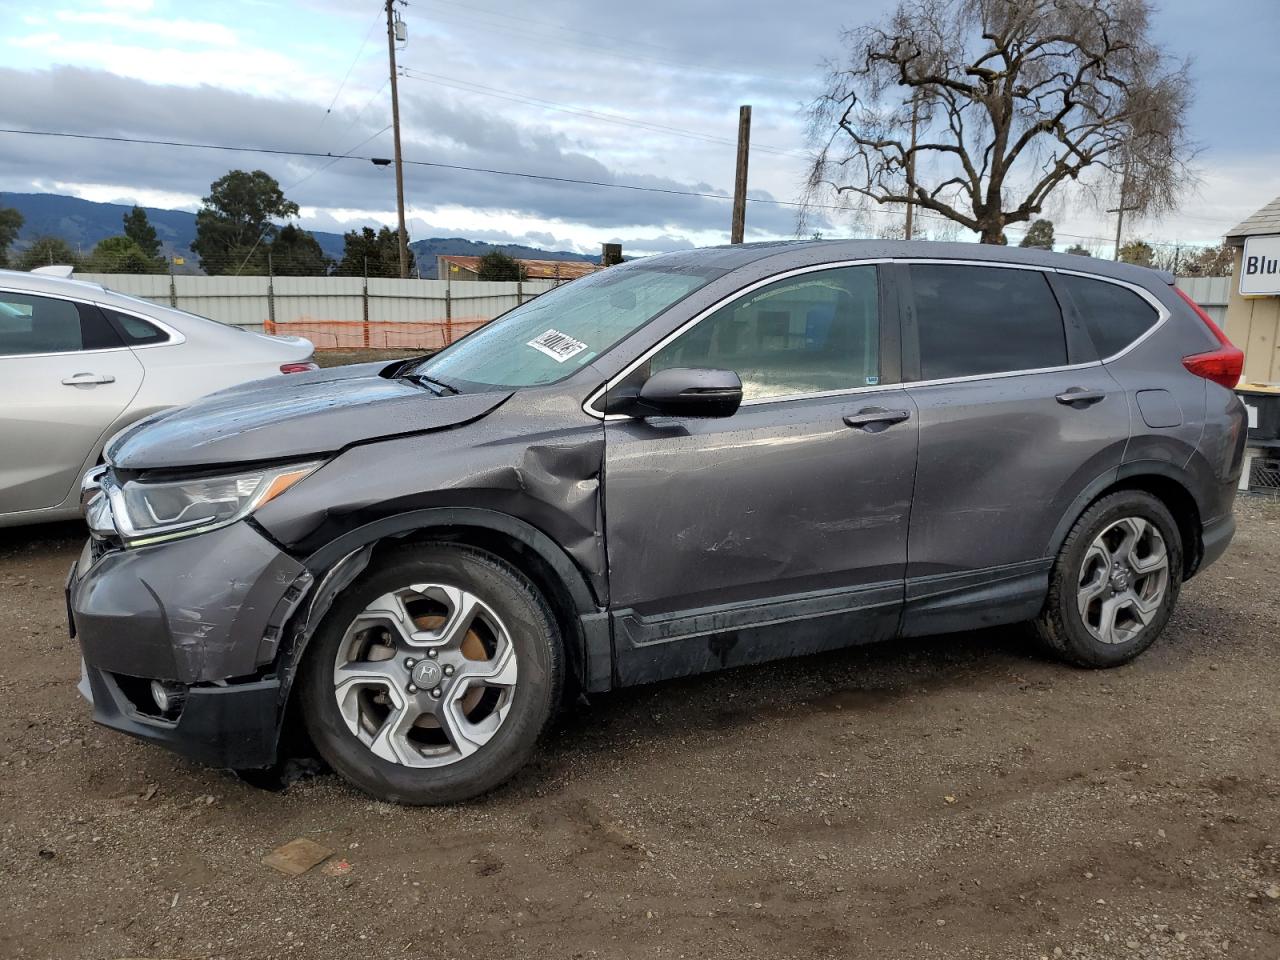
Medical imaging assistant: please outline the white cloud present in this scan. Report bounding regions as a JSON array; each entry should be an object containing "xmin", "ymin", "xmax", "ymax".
[{"xmin": 53, "ymin": 10, "xmax": 240, "ymax": 47}]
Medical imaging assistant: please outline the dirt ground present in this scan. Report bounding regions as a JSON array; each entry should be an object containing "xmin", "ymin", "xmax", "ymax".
[{"xmin": 1, "ymin": 498, "xmax": 1278, "ymax": 960}]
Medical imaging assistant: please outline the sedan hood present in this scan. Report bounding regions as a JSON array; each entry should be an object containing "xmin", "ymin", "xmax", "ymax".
[{"xmin": 108, "ymin": 362, "xmax": 511, "ymax": 471}]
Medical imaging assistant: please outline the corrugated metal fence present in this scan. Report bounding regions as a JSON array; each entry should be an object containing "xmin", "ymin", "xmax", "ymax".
[
  {"xmin": 77, "ymin": 274, "xmax": 561, "ymax": 348},
  {"xmin": 76, "ymin": 272, "xmax": 1231, "ymax": 348},
  {"xmin": 1174, "ymin": 276, "xmax": 1230, "ymax": 326}
]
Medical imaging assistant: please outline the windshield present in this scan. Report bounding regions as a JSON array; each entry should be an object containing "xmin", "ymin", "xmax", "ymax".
[{"xmin": 406, "ymin": 263, "xmax": 720, "ymax": 390}]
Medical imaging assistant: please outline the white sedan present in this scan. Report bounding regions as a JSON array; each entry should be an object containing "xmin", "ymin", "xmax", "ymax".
[{"xmin": 0, "ymin": 268, "xmax": 316, "ymax": 528}]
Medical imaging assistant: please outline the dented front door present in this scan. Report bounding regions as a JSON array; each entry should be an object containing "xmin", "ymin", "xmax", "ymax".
[{"xmin": 603, "ymin": 389, "xmax": 918, "ymax": 685}]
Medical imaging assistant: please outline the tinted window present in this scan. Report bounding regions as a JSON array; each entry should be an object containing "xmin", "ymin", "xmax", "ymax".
[
  {"xmin": 1058, "ymin": 274, "xmax": 1159, "ymax": 358},
  {"xmin": 106, "ymin": 309, "xmax": 169, "ymax": 345},
  {"xmin": 0, "ymin": 294, "xmax": 120, "ymax": 357},
  {"xmin": 649, "ymin": 265, "xmax": 880, "ymax": 400},
  {"xmin": 909, "ymin": 264, "xmax": 1067, "ymax": 380}
]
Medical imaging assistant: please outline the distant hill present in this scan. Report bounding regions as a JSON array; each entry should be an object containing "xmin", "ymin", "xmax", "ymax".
[{"xmin": 0, "ymin": 192, "xmax": 597, "ymax": 278}]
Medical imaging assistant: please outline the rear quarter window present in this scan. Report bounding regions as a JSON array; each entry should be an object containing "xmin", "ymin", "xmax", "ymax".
[
  {"xmin": 104, "ymin": 309, "xmax": 170, "ymax": 346},
  {"xmin": 1057, "ymin": 274, "xmax": 1159, "ymax": 358}
]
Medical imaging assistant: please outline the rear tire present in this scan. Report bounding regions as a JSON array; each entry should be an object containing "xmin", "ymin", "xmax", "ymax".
[
  {"xmin": 1035, "ymin": 491, "xmax": 1182, "ymax": 668},
  {"xmin": 299, "ymin": 544, "xmax": 562, "ymax": 804}
]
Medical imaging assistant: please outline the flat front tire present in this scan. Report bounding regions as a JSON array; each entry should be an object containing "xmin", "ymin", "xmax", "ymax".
[
  {"xmin": 1035, "ymin": 491, "xmax": 1183, "ymax": 668},
  {"xmin": 299, "ymin": 544, "xmax": 562, "ymax": 804}
]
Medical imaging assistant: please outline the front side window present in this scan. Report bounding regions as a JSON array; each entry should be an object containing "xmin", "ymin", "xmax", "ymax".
[
  {"xmin": 1057, "ymin": 273, "xmax": 1159, "ymax": 358},
  {"xmin": 909, "ymin": 264, "xmax": 1067, "ymax": 380},
  {"xmin": 648, "ymin": 265, "xmax": 880, "ymax": 400},
  {"xmin": 0, "ymin": 293, "xmax": 120, "ymax": 357},
  {"xmin": 406, "ymin": 263, "xmax": 720, "ymax": 390}
]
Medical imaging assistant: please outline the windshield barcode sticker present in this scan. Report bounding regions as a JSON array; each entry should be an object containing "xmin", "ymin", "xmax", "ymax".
[{"xmin": 527, "ymin": 329, "xmax": 588, "ymax": 363}]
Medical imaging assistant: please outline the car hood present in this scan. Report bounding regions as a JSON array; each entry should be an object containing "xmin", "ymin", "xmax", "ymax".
[{"xmin": 108, "ymin": 362, "xmax": 512, "ymax": 471}]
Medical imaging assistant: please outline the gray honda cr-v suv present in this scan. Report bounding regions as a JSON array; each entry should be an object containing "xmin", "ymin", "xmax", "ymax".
[{"xmin": 69, "ymin": 240, "xmax": 1247, "ymax": 804}]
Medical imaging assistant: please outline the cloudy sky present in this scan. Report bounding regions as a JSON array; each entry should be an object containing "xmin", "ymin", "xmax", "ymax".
[{"xmin": 0, "ymin": 0, "xmax": 1276, "ymax": 257}]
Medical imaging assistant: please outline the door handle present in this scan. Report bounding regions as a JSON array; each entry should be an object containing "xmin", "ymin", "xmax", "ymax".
[
  {"xmin": 843, "ymin": 407, "xmax": 912, "ymax": 430},
  {"xmin": 1055, "ymin": 388, "xmax": 1106, "ymax": 406},
  {"xmin": 61, "ymin": 372, "xmax": 116, "ymax": 386}
]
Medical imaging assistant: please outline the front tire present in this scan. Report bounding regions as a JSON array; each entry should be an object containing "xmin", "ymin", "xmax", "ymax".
[
  {"xmin": 1035, "ymin": 491, "xmax": 1182, "ymax": 668},
  {"xmin": 299, "ymin": 544, "xmax": 562, "ymax": 804}
]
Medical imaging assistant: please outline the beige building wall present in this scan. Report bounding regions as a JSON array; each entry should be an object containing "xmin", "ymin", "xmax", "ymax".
[{"xmin": 1223, "ymin": 246, "xmax": 1280, "ymax": 384}]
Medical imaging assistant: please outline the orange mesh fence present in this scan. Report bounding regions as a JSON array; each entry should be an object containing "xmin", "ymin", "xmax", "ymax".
[{"xmin": 264, "ymin": 316, "xmax": 492, "ymax": 350}]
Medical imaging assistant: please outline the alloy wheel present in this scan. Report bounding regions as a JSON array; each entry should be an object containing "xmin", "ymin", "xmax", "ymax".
[
  {"xmin": 331, "ymin": 583, "xmax": 518, "ymax": 768},
  {"xmin": 1076, "ymin": 516, "xmax": 1170, "ymax": 646}
]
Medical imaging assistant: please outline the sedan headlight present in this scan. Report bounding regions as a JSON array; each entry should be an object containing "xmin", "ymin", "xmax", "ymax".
[{"xmin": 108, "ymin": 462, "xmax": 321, "ymax": 545}]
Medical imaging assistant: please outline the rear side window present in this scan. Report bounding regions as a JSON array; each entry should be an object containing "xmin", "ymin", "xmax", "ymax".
[
  {"xmin": 1057, "ymin": 274, "xmax": 1159, "ymax": 358},
  {"xmin": 908, "ymin": 264, "xmax": 1067, "ymax": 380},
  {"xmin": 0, "ymin": 293, "xmax": 121, "ymax": 356},
  {"xmin": 105, "ymin": 309, "xmax": 170, "ymax": 345}
]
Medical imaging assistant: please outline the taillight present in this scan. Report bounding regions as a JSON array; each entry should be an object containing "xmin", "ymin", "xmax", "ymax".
[
  {"xmin": 280, "ymin": 361, "xmax": 319, "ymax": 374},
  {"xmin": 1174, "ymin": 287, "xmax": 1243, "ymax": 390}
]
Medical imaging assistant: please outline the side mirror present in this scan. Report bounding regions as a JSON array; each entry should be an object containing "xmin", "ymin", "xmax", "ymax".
[{"xmin": 628, "ymin": 367, "xmax": 743, "ymax": 419}]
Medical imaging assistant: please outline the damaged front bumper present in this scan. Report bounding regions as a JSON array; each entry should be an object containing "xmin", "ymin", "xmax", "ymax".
[{"xmin": 67, "ymin": 521, "xmax": 307, "ymax": 769}]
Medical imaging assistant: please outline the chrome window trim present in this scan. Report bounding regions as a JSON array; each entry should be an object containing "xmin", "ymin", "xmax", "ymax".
[
  {"xmin": 740, "ymin": 381, "xmax": 907, "ymax": 407},
  {"xmin": 0, "ymin": 284, "xmax": 186, "ymax": 357},
  {"xmin": 905, "ymin": 359, "xmax": 1104, "ymax": 389},
  {"xmin": 581, "ymin": 257, "xmax": 1172, "ymax": 420}
]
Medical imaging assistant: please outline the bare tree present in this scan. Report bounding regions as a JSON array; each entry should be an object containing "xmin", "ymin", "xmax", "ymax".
[
  {"xmin": 805, "ymin": 0, "xmax": 1196, "ymax": 244},
  {"xmin": 1154, "ymin": 242, "xmax": 1234, "ymax": 277}
]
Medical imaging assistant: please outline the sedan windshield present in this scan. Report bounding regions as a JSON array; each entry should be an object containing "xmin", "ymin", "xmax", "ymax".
[{"xmin": 405, "ymin": 263, "xmax": 720, "ymax": 390}]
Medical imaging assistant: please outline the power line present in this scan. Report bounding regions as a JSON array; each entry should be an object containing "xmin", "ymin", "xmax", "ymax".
[
  {"xmin": 321, "ymin": 4, "xmax": 387, "ymax": 125},
  {"xmin": 0, "ymin": 127, "xmax": 1225, "ymax": 250}
]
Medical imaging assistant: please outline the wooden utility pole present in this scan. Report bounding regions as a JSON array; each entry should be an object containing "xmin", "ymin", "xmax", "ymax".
[
  {"xmin": 904, "ymin": 93, "xmax": 919, "ymax": 241},
  {"xmin": 1107, "ymin": 161, "xmax": 1139, "ymax": 261},
  {"xmin": 730, "ymin": 105, "xmax": 751, "ymax": 244},
  {"xmin": 385, "ymin": 0, "xmax": 410, "ymax": 278}
]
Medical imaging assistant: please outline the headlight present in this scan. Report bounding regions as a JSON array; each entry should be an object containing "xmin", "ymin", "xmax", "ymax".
[{"xmin": 109, "ymin": 462, "xmax": 321, "ymax": 545}]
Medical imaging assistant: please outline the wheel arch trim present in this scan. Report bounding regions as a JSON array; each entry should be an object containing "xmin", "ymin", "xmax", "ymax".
[
  {"xmin": 1046, "ymin": 463, "xmax": 1204, "ymax": 577},
  {"xmin": 283, "ymin": 508, "xmax": 611, "ymax": 697}
]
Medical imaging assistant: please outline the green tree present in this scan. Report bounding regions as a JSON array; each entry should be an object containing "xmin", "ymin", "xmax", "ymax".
[
  {"xmin": 334, "ymin": 225, "xmax": 415, "ymax": 278},
  {"xmin": 1065, "ymin": 244, "xmax": 1092, "ymax": 256},
  {"xmin": 122, "ymin": 205, "xmax": 162, "ymax": 259},
  {"xmin": 16, "ymin": 236, "xmax": 81, "ymax": 271},
  {"xmin": 476, "ymin": 250, "xmax": 526, "ymax": 281},
  {"xmin": 0, "ymin": 207, "xmax": 23, "ymax": 268},
  {"xmin": 1118, "ymin": 240, "xmax": 1154, "ymax": 267},
  {"xmin": 269, "ymin": 224, "xmax": 332, "ymax": 276},
  {"xmin": 191, "ymin": 170, "xmax": 299, "ymax": 275},
  {"xmin": 1019, "ymin": 219, "xmax": 1055, "ymax": 250},
  {"xmin": 85, "ymin": 236, "xmax": 165, "ymax": 274}
]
